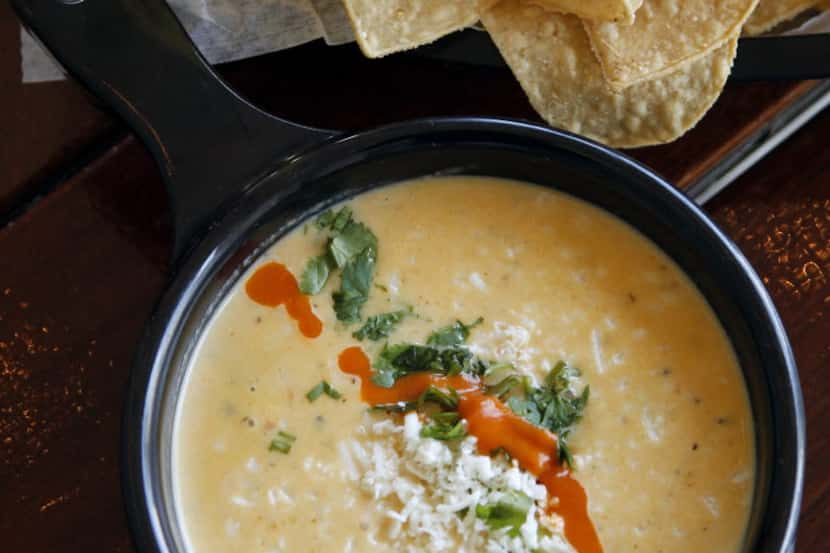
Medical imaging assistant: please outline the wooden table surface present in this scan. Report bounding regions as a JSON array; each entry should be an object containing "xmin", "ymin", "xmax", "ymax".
[{"xmin": 1, "ymin": 10, "xmax": 828, "ymax": 553}]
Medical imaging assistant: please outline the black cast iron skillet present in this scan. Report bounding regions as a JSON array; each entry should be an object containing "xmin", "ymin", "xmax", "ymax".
[{"xmin": 14, "ymin": 1, "xmax": 805, "ymax": 553}]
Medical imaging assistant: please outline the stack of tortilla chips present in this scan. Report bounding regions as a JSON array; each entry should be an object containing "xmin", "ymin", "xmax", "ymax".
[{"xmin": 340, "ymin": 0, "xmax": 826, "ymax": 148}]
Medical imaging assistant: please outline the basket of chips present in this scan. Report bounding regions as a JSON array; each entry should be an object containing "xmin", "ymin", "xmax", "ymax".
[{"xmin": 340, "ymin": 0, "xmax": 830, "ymax": 148}]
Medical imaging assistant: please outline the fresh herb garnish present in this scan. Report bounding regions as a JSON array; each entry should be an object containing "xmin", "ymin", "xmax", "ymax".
[
  {"xmin": 333, "ymin": 246, "xmax": 376, "ymax": 323},
  {"xmin": 329, "ymin": 221, "xmax": 377, "ymax": 268},
  {"xmin": 268, "ymin": 430, "xmax": 296, "ymax": 454},
  {"xmin": 299, "ymin": 254, "xmax": 335, "ymax": 295},
  {"xmin": 371, "ymin": 342, "xmax": 489, "ymax": 388},
  {"xmin": 306, "ymin": 380, "xmax": 342, "ymax": 402},
  {"xmin": 475, "ymin": 490, "xmax": 533, "ymax": 536},
  {"xmin": 302, "ymin": 206, "xmax": 379, "ymax": 324},
  {"xmin": 315, "ymin": 209, "xmax": 336, "ymax": 230},
  {"xmin": 505, "ymin": 361, "xmax": 589, "ymax": 468},
  {"xmin": 421, "ymin": 418, "xmax": 467, "ymax": 440},
  {"xmin": 331, "ymin": 206, "xmax": 353, "ymax": 233},
  {"xmin": 485, "ymin": 375, "xmax": 522, "ymax": 399},
  {"xmin": 430, "ymin": 411, "xmax": 461, "ymax": 425},
  {"xmin": 545, "ymin": 360, "xmax": 581, "ymax": 393},
  {"xmin": 315, "ymin": 206, "xmax": 352, "ymax": 232},
  {"xmin": 418, "ymin": 391, "xmax": 467, "ymax": 441},
  {"xmin": 353, "ymin": 307, "xmax": 411, "ymax": 341},
  {"xmin": 417, "ymin": 385, "xmax": 460, "ymax": 410},
  {"xmin": 427, "ymin": 317, "xmax": 484, "ymax": 347}
]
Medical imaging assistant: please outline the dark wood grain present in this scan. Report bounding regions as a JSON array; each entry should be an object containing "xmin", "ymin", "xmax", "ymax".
[
  {"xmin": 0, "ymin": 141, "xmax": 170, "ymax": 552},
  {"xmin": 708, "ymin": 108, "xmax": 830, "ymax": 553},
  {"xmin": 0, "ymin": 1, "xmax": 116, "ymax": 214}
]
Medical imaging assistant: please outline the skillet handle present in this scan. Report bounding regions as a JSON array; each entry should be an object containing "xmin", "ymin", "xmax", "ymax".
[{"xmin": 13, "ymin": 0, "xmax": 334, "ymax": 259}]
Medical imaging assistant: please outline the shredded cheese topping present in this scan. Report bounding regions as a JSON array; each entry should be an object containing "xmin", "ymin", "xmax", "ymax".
[{"xmin": 340, "ymin": 413, "xmax": 575, "ymax": 553}]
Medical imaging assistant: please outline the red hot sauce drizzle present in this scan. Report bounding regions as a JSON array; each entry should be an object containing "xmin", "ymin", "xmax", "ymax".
[
  {"xmin": 245, "ymin": 262, "xmax": 322, "ymax": 338},
  {"xmin": 338, "ymin": 346, "xmax": 603, "ymax": 553}
]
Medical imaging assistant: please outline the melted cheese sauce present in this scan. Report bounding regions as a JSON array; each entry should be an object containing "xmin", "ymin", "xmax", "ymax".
[{"xmin": 174, "ymin": 177, "xmax": 755, "ymax": 553}]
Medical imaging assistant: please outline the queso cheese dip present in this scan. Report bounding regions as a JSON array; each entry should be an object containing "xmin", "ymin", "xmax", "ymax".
[{"xmin": 174, "ymin": 177, "xmax": 755, "ymax": 553}]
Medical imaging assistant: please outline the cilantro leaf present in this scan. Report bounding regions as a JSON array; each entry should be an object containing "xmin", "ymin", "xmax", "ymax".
[
  {"xmin": 505, "ymin": 361, "xmax": 590, "ymax": 469},
  {"xmin": 353, "ymin": 308, "xmax": 411, "ymax": 341},
  {"xmin": 475, "ymin": 490, "xmax": 532, "ymax": 536},
  {"xmin": 421, "ymin": 419, "xmax": 467, "ymax": 440},
  {"xmin": 303, "ymin": 205, "xmax": 377, "ymax": 311},
  {"xmin": 299, "ymin": 254, "xmax": 334, "ymax": 295},
  {"xmin": 370, "ymin": 343, "xmax": 489, "ymax": 388},
  {"xmin": 315, "ymin": 206, "xmax": 352, "ymax": 232},
  {"xmin": 545, "ymin": 360, "xmax": 581, "ymax": 394},
  {"xmin": 507, "ymin": 396, "xmax": 542, "ymax": 425},
  {"xmin": 427, "ymin": 317, "xmax": 483, "ymax": 347},
  {"xmin": 370, "ymin": 343, "xmax": 411, "ymax": 387},
  {"xmin": 430, "ymin": 411, "xmax": 461, "ymax": 425},
  {"xmin": 539, "ymin": 386, "xmax": 590, "ymax": 433},
  {"xmin": 417, "ymin": 385, "xmax": 459, "ymax": 410},
  {"xmin": 372, "ymin": 344, "xmax": 489, "ymax": 388},
  {"xmin": 268, "ymin": 431, "xmax": 296, "ymax": 454},
  {"xmin": 332, "ymin": 246, "xmax": 376, "ymax": 323},
  {"xmin": 329, "ymin": 221, "xmax": 377, "ymax": 268},
  {"xmin": 315, "ymin": 209, "xmax": 335, "ymax": 229},
  {"xmin": 485, "ymin": 375, "xmax": 522, "ymax": 399},
  {"xmin": 331, "ymin": 206, "xmax": 353, "ymax": 233},
  {"xmin": 558, "ymin": 440, "xmax": 576, "ymax": 469},
  {"xmin": 306, "ymin": 381, "xmax": 342, "ymax": 402}
]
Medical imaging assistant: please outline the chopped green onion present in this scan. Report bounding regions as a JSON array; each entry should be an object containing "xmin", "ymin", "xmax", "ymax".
[
  {"xmin": 485, "ymin": 375, "xmax": 521, "ymax": 399},
  {"xmin": 430, "ymin": 411, "xmax": 461, "ymax": 425},
  {"xmin": 417, "ymin": 385, "xmax": 459, "ymax": 410},
  {"xmin": 420, "ymin": 419, "xmax": 467, "ymax": 441},
  {"xmin": 475, "ymin": 490, "xmax": 533, "ymax": 536},
  {"xmin": 306, "ymin": 381, "xmax": 342, "ymax": 402},
  {"xmin": 426, "ymin": 317, "xmax": 483, "ymax": 347},
  {"xmin": 268, "ymin": 431, "xmax": 296, "ymax": 454}
]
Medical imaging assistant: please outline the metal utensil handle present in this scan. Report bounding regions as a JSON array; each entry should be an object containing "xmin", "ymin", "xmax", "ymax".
[{"xmin": 13, "ymin": 0, "xmax": 333, "ymax": 258}]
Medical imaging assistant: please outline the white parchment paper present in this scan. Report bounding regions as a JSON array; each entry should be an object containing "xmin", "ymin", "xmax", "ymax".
[
  {"xmin": 20, "ymin": 0, "xmax": 354, "ymax": 83},
  {"xmin": 19, "ymin": 1, "xmax": 830, "ymax": 83}
]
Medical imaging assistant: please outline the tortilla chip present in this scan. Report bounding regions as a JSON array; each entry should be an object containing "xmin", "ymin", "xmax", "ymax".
[
  {"xmin": 482, "ymin": 1, "xmax": 737, "ymax": 148},
  {"xmin": 528, "ymin": 0, "xmax": 643, "ymax": 24},
  {"xmin": 341, "ymin": 0, "xmax": 491, "ymax": 58},
  {"xmin": 743, "ymin": 0, "xmax": 821, "ymax": 35},
  {"xmin": 583, "ymin": 0, "xmax": 756, "ymax": 90}
]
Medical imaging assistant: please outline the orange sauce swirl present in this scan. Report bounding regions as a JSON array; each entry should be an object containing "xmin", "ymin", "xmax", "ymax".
[{"xmin": 245, "ymin": 262, "xmax": 322, "ymax": 338}]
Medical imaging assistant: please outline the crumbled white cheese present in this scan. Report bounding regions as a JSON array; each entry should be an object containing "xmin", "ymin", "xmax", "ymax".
[
  {"xmin": 230, "ymin": 495, "xmax": 256, "ymax": 508},
  {"xmin": 591, "ymin": 329, "xmax": 606, "ymax": 374},
  {"xmin": 387, "ymin": 271, "xmax": 401, "ymax": 295},
  {"xmin": 266, "ymin": 486, "xmax": 293, "ymax": 506},
  {"xmin": 469, "ymin": 318, "xmax": 539, "ymax": 373},
  {"xmin": 640, "ymin": 408, "xmax": 664, "ymax": 442},
  {"xmin": 703, "ymin": 496, "xmax": 721, "ymax": 518},
  {"xmin": 224, "ymin": 518, "xmax": 240, "ymax": 537},
  {"xmin": 343, "ymin": 412, "xmax": 575, "ymax": 553},
  {"xmin": 245, "ymin": 457, "xmax": 261, "ymax": 473},
  {"xmin": 469, "ymin": 272, "xmax": 488, "ymax": 291}
]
